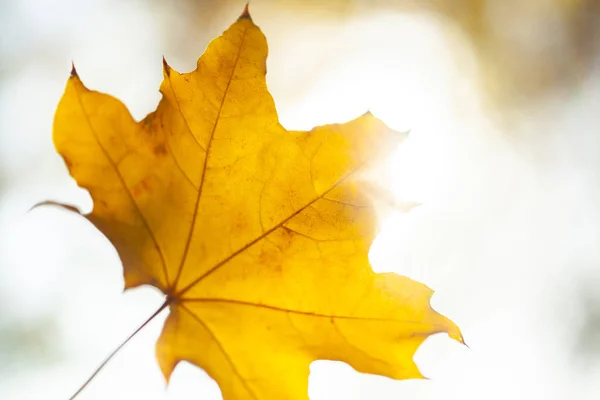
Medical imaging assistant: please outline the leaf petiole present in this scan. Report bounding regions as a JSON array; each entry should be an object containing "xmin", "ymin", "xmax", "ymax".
[{"xmin": 68, "ymin": 299, "xmax": 170, "ymax": 400}]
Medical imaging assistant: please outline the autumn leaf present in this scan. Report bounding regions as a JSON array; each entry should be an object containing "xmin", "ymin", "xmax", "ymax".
[{"xmin": 51, "ymin": 6, "xmax": 463, "ymax": 400}]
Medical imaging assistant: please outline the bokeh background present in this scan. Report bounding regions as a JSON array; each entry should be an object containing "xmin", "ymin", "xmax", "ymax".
[{"xmin": 1, "ymin": 0, "xmax": 600, "ymax": 399}]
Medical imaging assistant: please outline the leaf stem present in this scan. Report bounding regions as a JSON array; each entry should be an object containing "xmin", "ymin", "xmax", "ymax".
[{"xmin": 68, "ymin": 299, "xmax": 170, "ymax": 400}]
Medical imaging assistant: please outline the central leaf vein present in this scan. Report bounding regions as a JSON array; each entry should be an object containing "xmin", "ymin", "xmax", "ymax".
[{"xmin": 171, "ymin": 25, "xmax": 250, "ymax": 291}]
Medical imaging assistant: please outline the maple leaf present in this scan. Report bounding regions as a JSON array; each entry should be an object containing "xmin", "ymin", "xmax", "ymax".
[{"xmin": 51, "ymin": 7, "xmax": 463, "ymax": 400}]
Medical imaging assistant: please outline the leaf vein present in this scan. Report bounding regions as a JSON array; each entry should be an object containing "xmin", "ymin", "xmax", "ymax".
[
  {"xmin": 172, "ymin": 25, "xmax": 250, "ymax": 291},
  {"xmin": 163, "ymin": 122, "xmax": 200, "ymax": 190},
  {"xmin": 180, "ymin": 304, "xmax": 259, "ymax": 400},
  {"xmin": 183, "ymin": 298, "xmax": 449, "ymax": 330},
  {"xmin": 173, "ymin": 171, "xmax": 354, "ymax": 298},
  {"xmin": 72, "ymin": 82, "xmax": 170, "ymax": 287},
  {"xmin": 165, "ymin": 78, "xmax": 207, "ymax": 153}
]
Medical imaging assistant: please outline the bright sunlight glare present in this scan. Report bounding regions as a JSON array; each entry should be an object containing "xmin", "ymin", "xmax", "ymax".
[{"xmin": 268, "ymin": 11, "xmax": 479, "ymax": 400}]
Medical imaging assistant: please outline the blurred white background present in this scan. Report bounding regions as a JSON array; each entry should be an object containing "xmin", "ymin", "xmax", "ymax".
[{"xmin": 1, "ymin": 0, "xmax": 600, "ymax": 399}]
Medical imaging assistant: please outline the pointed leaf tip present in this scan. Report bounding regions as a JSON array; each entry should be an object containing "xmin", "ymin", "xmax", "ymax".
[
  {"xmin": 29, "ymin": 200, "xmax": 83, "ymax": 215},
  {"xmin": 70, "ymin": 62, "xmax": 78, "ymax": 78},
  {"xmin": 459, "ymin": 334, "xmax": 470, "ymax": 349},
  {"xmin": 162, "ymin": 56, "xmax": 171, "ymax": 77},
  {"xmin": 238, "ymin": 2, "xmax": 252, "ymax": 21}
]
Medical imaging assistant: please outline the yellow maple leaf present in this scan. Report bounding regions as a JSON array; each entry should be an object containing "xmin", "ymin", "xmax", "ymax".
[{"xmin": 52, "ymin": 7, "xmax": 463, "ymax": 400}]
